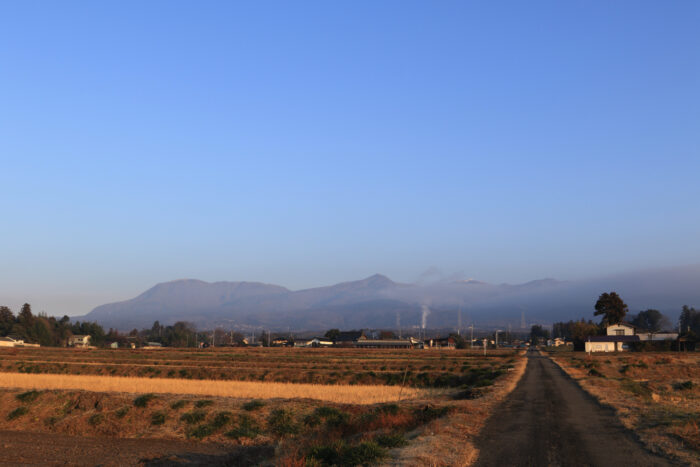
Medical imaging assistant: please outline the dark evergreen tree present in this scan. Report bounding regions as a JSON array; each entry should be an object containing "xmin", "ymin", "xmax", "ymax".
[{"xmin": 594, "ymin": 292, "xmax": 628, "ymax": 326}]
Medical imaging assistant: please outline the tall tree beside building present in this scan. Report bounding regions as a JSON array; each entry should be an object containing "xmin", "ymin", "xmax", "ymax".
[
  {"xmin": 594, "ymin": 292, "xmax": 628, "ymax": 326},
  {"xmin": 0, "ymin": 306, "xmax": 14, "ymax": 335},
  {"xmin": 629, "ymin": 309, "xmax": 669, "ymax": 332}
]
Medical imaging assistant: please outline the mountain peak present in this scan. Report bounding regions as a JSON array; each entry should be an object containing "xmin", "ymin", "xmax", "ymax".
[{"xmin": 362, "ymin": 274, "xmax": 396, "ymax": 287}]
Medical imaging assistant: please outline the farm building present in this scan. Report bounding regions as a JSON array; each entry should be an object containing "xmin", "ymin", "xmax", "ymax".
[
  {"xmin": 0, "ymin": 336, "xmax": 23, "ymax": 347},
  {"xmin": 68, "ymin": 335, "xmax": 91, "ymax": 348},
  {"xmin": 334, "ymin": 330, "xmax": 366, "ymax": 347},
  {"xmin": 427, "ymin": 337, "xmax": 456, "ymax": 349},
  {"xmin": 294, "ymin": 337, "xmax": 334, "ymax": 348},
  {"xmin": 355, "ymin": 338, "xmax": 414, "ymax": 349},
  {"xmin": 585, "ymin": 335, "xmax": 639, "ymax": 352},
  {"xmin": 585, "ymin": 322, "xmax": 679, "ymax": 352}
]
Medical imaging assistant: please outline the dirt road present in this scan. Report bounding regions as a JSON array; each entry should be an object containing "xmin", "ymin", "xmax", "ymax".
[
  {"xmin": 0, "ymin": 430, "xmax": 272, "ymax": 466},
  {"xmin": 474, "ymin": 350, "xmax": 675, "ymax": 467}
]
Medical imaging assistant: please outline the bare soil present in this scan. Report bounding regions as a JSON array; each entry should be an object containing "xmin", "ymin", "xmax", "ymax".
[
  {"xmin": 0, "ymin": 430, "xmax": 273, "ymax": 466},
  {"xmin": 474, "ymin": 350, "xmax": 675, "ymax": 467}
]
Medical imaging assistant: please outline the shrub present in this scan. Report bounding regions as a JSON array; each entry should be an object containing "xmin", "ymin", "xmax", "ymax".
[
  {"xmin": 243, "ymin": 400, "xmax": 265, "ymax": 411},
  {"xmin": 133, "ymin": 393, "xmax": 156, "ymax": 408},
  {"xmin": 307, "ymin": 441, "xmax": 386, "ymax": 466},
  {"xmin": 225, "ymin": 414, "xmax": 260, "ymax": 439},
  {"xmin": 376, "ymin": 403, "xmax": 399, "ymax": 415},
  {"xmin": 187, "ymin": 423, "xmax": 214, "ymax": 439},
  {"xmin": 170, "ymin": 400, "xmax": 187, "ymax": 410},
  {"xmin": 194, "ymin": 399, "xmax": 213, "ymax": 408},
  {"xmin": 8, "ymin": 407, "xmax": 29, "ymax": 420},
  {"xmin": 88, "ymin": 414, "xmax": 104, "ymax": 426},
  {"xmin": 588, "ymin": 368, "xmax": 605, "ymax": 378},
  {"xmin": 211, "ymin": 411, "xmax": 232, "ymax": 429},
  {"xmin": 311, "ymin": 406, "xmax": 349, "ymax": 428},
  {"xmin": 673, "ymin": 381, "xmax": 694, "ymax": 391},
  {"xmin": 115, "ymin": 407, "xmax": 130, "ymax": 418},
  {"xmin": 413, "ymin": 405, "xmax": 451, "ymax": 423},
  {"xmin": 180, "ymin": 410, "xmax": 206, "ymax": 425},
  {"xmin": 16, "ymin": 390, "xmax": 41, "ymax": 403},
  {"xmin": 268, "ymin": 408, "xmax": 298, "ymax": 435},
  {"xmin": 622, "ymin": 380, "xmax": 652, "ymax": 399},
  {"xmin": 151, "ymin": 411, "xmax": 167, "ymax": 426},
  {"xmin": 44, "ymin": 416, "xmax": 59, "ymax": 427},
  {"xmin": 375, "ymin": 433, "xmax": 408, "ymax": 448}
]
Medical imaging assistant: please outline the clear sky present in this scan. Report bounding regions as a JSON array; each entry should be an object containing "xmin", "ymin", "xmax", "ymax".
[{"xmin": 1, "ymin": 1, "xmax": 699, "ymax": 317}]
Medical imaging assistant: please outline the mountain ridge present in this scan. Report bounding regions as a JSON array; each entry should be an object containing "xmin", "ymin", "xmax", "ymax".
[{"xmin": 76, "ymin": 265, "xmax": 700, "ymax": 331}]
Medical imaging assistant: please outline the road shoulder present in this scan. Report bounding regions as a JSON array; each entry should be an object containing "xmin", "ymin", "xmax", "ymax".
[{"xmin": 386, "ymin": 351, "xmax": 528, "ymax": 466}]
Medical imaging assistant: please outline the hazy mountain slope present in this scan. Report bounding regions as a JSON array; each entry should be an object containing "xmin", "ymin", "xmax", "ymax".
[{"xmin": 78, "ymin": 266, "xmax": 700, "ymax": 331}]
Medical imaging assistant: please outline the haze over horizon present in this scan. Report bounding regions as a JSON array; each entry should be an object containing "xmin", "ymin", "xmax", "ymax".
[{"xmin": 2, "ymin": 1, "xmax": 699, "ymax": 318}]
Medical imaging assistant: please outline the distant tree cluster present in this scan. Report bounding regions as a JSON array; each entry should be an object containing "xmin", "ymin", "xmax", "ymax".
[
  {"xmin": 551, "ymin": 319, "xmax": 601, "ymax": 350},
  {"xmin": 131, "ymin": 320, "xmax": 202, "ymax": 347},
  {"xmin": 0, "ymin": 303, "xmax": 106, "ymax": 347},
  {"xmin": 679, "ymin": 305, "xmax": 700, "ymax": 337},
  {"xmin": 529, "ymin": 325, "xmax": 550, "ymax": 345},
  {"xmin": 628, "ymin": 309, "xmax": 670, "ymax": 333}
]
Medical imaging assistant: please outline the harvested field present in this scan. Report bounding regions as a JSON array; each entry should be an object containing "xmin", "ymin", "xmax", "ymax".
[
  {"xmin": 0, "ymin": 346, "xmax": 523, "ymax": 465},
  {"xmin": 0, "ymin": 346, "xmax": 516, "ymax": 388},
  {"xmin": 0, "ymin": 372, "xmax": 426, "ymax": 404},
  {"xmin": 551, "ymin": 351, "xmax": 700, "ymax": 465}
]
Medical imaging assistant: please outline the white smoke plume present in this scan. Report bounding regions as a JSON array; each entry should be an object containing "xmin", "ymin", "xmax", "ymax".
[{"xmin": 421, "ymin": 304, "xmax": 431, "ymax": 329}]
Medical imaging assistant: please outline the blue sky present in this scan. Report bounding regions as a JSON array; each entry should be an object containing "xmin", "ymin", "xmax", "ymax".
[{"xmin": 1, "ymin": 1, "xmax": 699, "ymax": 316}]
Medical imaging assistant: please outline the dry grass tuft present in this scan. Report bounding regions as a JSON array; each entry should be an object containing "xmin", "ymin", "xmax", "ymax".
[{"xmin": 0, "ymin": 372, "xmax": 427, "ymax": 404}]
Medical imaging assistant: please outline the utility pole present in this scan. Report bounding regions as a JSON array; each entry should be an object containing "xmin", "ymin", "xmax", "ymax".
[{"xmin": 469, "ymin": 324, "xmax": 474, "ymax": 349}]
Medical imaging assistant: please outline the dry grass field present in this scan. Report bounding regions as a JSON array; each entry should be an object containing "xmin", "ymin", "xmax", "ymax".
[
  {"xmin": 551, "ymin": 352, "xmax": 700, "ymax": 465},
  {"xmin": 0, "ymin": 347, "xmax": 512, "ymax": 389},
  {"xmin": 0, "ymin": 346, "xmax": 524, "ymax": 466},
  {"xmin": 0, "ymin": 372, "xmax": 426, "ymax": 404}
]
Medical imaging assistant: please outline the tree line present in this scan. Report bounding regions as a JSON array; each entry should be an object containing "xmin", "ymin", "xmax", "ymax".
[
  {"xmin": 0, "ymin": 303, "xmax": 106, "ymax": 347},
  {"xmin": 543, "ymin": 291, "xmax": 700, "ymax": 349}
]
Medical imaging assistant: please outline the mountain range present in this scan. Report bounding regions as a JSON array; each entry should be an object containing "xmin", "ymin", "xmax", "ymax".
[{"xmin": 77, "ymin": 265, "xmax": 700, "ymax": 332}]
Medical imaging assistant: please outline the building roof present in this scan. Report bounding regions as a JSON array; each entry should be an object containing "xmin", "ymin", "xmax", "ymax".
[
  {"xmin": 335, "ymin": 331, "xmax": 364, "ymax": 342},
  {"xmin": 588, "ymin": 335, "xmax": 640, "ymax": 343},
  {"xmin": 355, "ymin": 339, "xmax": 413, "ymax": 346},
  {"xmin": 0, "ymin": 336, "xmax": 18, "ymax": 342}
]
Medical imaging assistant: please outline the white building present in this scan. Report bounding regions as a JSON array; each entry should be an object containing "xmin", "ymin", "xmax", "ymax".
[
  {"xmin": 585, "ymin": 322, "xmax": 679, "ymax": 352},
  {"xmin": 69, "ymin": 335, "xmax": 91, "ymax": 347},
  {"xmin": 0, "ymin": 336, "xmax": 23, "ymax": 347}
]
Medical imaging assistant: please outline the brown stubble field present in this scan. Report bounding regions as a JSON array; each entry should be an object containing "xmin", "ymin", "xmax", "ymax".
[
  {"xmin": 0, "ymin": 346, "xmax": 525, "ymax": 466},
  {"xmin": 550, "ymin": 352, "xmax": 700, "ymax": 465}
]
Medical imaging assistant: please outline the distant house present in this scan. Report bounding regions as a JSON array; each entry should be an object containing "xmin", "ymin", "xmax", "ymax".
[
  {"xmin": 68, "ymin": 335, "xmax": 91, "ymax": 348},
  {"xmin": 295, "ymin": 337, "xmax": 334, "ymax": 348},
  {"xmin": 355, "ymin": 338, "xmax": 413, "ymax": 349},
  {"xmin": 585, "ymin": 335, "xmax": 639, "ymax": 352},
  {"xmin": 143, "ymin": 342, "xmax": 164, "ymax": 349},
  {"xmin": 0, "ymin": 336, "xmax": 23, "ymax": 347},
  {"xmin": 334, "ymin": 331, "xmax": 366, "ymax": 347},
  {"xmin": 109, "ymin": 342, "xmax": 119, "ymax": 349},
  {"xmin": 427, "ymin": 337, "xmax": 456, "ymax": 349},
  {"xmin": 606, "ymin": 323, "xmax": 636, "ymax": 336},
  {"xmin": 585, "ymin": 322, "xmax": 679, "ymax": 352}
]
